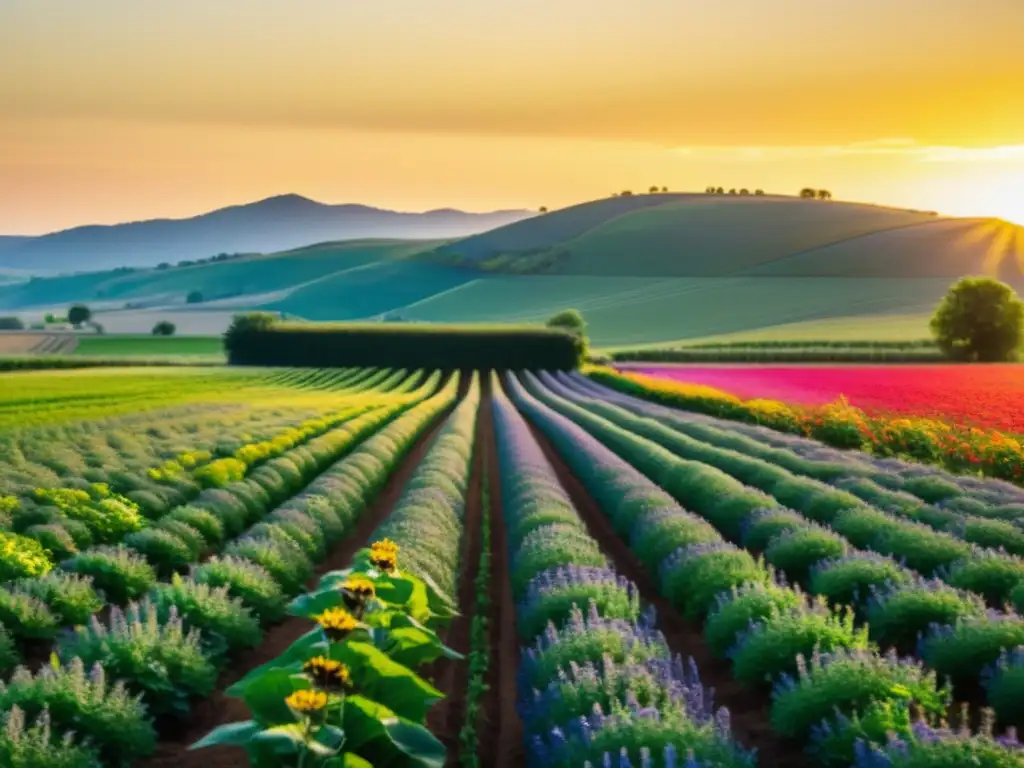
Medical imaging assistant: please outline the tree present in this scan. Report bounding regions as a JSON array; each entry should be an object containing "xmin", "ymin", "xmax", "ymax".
[
  {"xmin": 187, "ymin": 290, "xmax": 204, "ymax": 304},
  {"xmin": 152, "ymin": 321, "xmax": 176, "ymax": 336},
  {"xmin": 539, "ymin": 206, "xmax": 548, "ymax": 213},
  {"xmin": 0, "ymin": 316, "xmax": 23, "ymax": 330},
  {"xmin": 727, "ymin": 188, "xmax": 737, "ymax": 195},
  {"xmin": 817, "ymin": 189, "xmax": 833, "ymax": 200},
  {"xmin": 705, "ymin": 186, "xmax": 717, "ymax": 194},
  {"xmin": 799, "ymin": 188, "xmax": 817, "ymax": 199},
  {"xmin": 715, "ymin": 187, "xmax": 725, "ymax": 195},
  {"xmin": 546, "ymin": 308, "xmax": 587, "ymax": 337},
  {"xmin": 930, "ymin": 277, "xmax": 1024, "ymax": 362},
  {"xmin": 755, "ymin": 189, "xmax": 765, "ymax": 196},
  {"xmin": 68, "ymin": 304, "xmax": 91, "ymax": 328},
  {"xmin": 661, "ymin": 186, "xmax": 668, "ymax": 193},
  {"xmin": 620, "ymin": 190, "xmax": 634, "ymax": 197},
  {"xmin": 156, "ymin": 262, "xmax": 171, "ymax": 270},
  {"xmin": 739, "ymin": 188, "xmax": 751, "ymax": 196},
  {"xmin": 649, "ymin": 186, "xmax": 659, "ymax": 194}
]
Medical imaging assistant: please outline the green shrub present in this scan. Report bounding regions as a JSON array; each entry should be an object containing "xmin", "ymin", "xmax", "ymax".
[
  {"xmin": 0, "ymin": 532, "xmax": 53, "ymax": 582},
  {"xmin": 741, "ymin": 508, "xmax": 807, "ymax": 552},
  {"xmin": 149, "ymin": 575, "xmax": 261, "ymax": 664},
  {"xmin": 704, "ymin": 580, "xmax": 805, "ymax": 658},
  {"xmin": 299, "ymin": 497, "xmax": 346, "ymax": 544},
  {"xmin": 661, "ymin": 543, "xmax": 769, "ymax": 620},
  {"xmin": 164, "ymin": 506, "xmax": 224, "ymax": 548},
  {"xmin": 985, "ymin": 648, "xmax": 1024, "ymax": 730},
  {"xmin": 57, "ymin": 601, "xmax": 217, "ymax": 719},
  {"xmin": 124, "ymin": 490, "xmax": 168, "ymax": 518},
  {"xmin": 920, "ymin": 613, "xmax": 1024, "ymax": 689},
  {"xmin": 0, "ymin": 707, "xmax": 100, "ymax": 768},
  {"xmin": 511, "ymin": 526, "xmax": 607, "ymax": 595},
  {"xmin": 810, "ymin": 552, "xmax": 913, "ymax": 615},
  {"xmin": 61, "ymin": 547, "xmax": 157, "ymax": 604},
  {"xmin": 868, "ymin": 578, "xmax": 986, "ymax": 654},
  {"xmin": 0, "ymin": 657, "xmax": 156, "ymax": 765},
  {"xmin": 959, "ymin": 518, "xmax": 1024, "ymax": 557},
  {"xmin": 731, "ymin": 603, "xmax": 868, "ymax": 689},
  {"xmin": 764, "ymin": 526, "xmax": 848, "ymax": 586},
  {"xmin": 630, "ymin": 510, "xmax": 721, "ymax": 573},
  {"xmin": 191, "ymin": 556, "xmax": 287, "ymax": 623},
  {"xmin": 946, "ymin": 550, "xmax": 1024, "ymax": 606},
  {"xmin": 12, "ymin": 572, "xmax": 103, "ymax": 625},
  {"xmin": 0, "ymin": 624, "xmax": 18, "ymax": 673},
  {"xmin": 22, "ymin": 523, "xmax": 78, "ymax": 561},
  {"xmin": 153, "ymin": 519, "xmax": 206, "ymax": 558},
  {"xmin": 0, "ymin": 588, "xmax": 59, "ymax": 642},
  {"xmin": 123, "ymin": 528, "xmax": 194, "ymax": 578}
]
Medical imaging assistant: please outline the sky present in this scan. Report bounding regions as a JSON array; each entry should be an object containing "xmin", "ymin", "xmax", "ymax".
[{"xmin": 2, "ymin": 0, "xmax": 1023, "ymax": 234}]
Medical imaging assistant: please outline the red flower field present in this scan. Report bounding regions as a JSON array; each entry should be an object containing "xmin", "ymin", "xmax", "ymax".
[{"xmin": 632, "ymin": 364, "xmax": 1024, "ymax": 433}]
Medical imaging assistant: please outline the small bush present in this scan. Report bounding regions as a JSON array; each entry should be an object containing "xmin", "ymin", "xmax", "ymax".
[
  {"xmin": 741, "ymin": 508, "xmax": 807, "ymax": 552},
  {"xmin": 946, "ymin": 550, "xmax": 1024, "ymax": 606},
  {"xmin": 921, "ymin": 613, "xmax": 1024, "ymax": 689},
  {"xmin": 149, "ymin": 575, "xmax": 261, "ymax": 664},
  {"xmin": 867, "ymin": 578, "xmax": 985, "ymax": 654},
  {"xmin": 123, "ymin": 528, "xmax": 194, "ymax": 578},
  {"xmin": 661, "ymin": 542, "xmax": 769, "ymax": 620},
  {"xmin": 0, "ymin": 588, "xmax": 59, "ymax": 642},
  {"xmin": 164, "ymin": 506, "xmax": 223, "ymax": 548},
  {"xmin": 984, "ymin": 647, "xmax": 1024, "ymax": 730},
  {"xmin": 810, "ymin": 552, "xmax": 912, "ymax": 615},
  {"xmin": 224, "ymin": 530, "xmax": 312, "ymax": 594},
  {"xmin": 57, "ymin": 601, "xmax": 217, "ymax": 719},
  {"xmin": 22, "ymin": 524, "xmax": 78, "ymax": 561},
  {"xmin": 704, "ymin": 580, "xmax": 805, "ymax": 658},
  {"xmin": 731, "ymin": 602, "xmax": 868, "ymax": 688},
  {"xmin": 764, "ymin": 526, "xmax": 848, "ymax": 586},
  {"xmin": 0, "ymin": 532, "xmax": 53, "ymax": 582},
  {"xmin": 0, "ymin": 657, "xmax": 156, "ymax": 765},
  {"xmin": 0, "ymin": 707, "xmax": 100, "ymax": 768},
  {"xmin": 61, "ymin": 546, "xmax": 157, "ymax": 604},
  {"xmin": 12, "ymin": 572, "xmax": 103, "ymax": 625},
  {"xmin": 0, "ymin": 623, "xmax": 19, "ymax": 673},
  {"xmin": 153, "ymin": 519, "xmax": 206, "ymax": 558},
  {"xmin": 191, "ymin": 556, "xmax": 287, "ymax": 623}
]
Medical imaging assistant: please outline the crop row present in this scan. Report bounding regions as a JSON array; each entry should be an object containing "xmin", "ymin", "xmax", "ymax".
[
  {"xmin": 190, "ymin": 373, "xmax": 483, "ymax": 766},
  {"xmin": 0, "ymin": 370, "xmax": 464, "ymax": 766},
  {"xmin": 506, "ymin": 371, "xmax": 1024, "ymax": 765},
  {"xmin": 492, "ymin": 374, "xmax": 752, "ymax": 767}
]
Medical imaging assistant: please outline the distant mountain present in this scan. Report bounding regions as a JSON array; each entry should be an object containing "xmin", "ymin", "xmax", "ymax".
[{"xmin": 0, "ymin": 195, "xmax": 535, "ymax": 274}]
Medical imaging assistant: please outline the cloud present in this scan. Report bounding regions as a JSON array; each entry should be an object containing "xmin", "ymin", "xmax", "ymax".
[{"xmin": 671, "ymin": 140, "xmax": 1024, "ymax": 163}]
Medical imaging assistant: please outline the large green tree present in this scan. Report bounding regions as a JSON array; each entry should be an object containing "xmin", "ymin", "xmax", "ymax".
[
  {"xmin": 67, "ymin": 304, "xmax": 91, "ymax": 328},
  {"xmin": 930, "ymin": 277, "xmax": 1024, "ymax": 362}
]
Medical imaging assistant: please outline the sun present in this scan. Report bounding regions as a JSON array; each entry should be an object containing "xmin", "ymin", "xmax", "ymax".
[{"xmin": 939, "ymin": 167, "xmax": 1024, "ymax": 227}]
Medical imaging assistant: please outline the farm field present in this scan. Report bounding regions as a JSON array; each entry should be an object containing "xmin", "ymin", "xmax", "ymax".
[
  {"xmin": 73, "ymin": 334, "xmax": 225, "ymax": 358},
  {"xmin": 631, "ymin": 363, "xmax": 1024, "ymax": 432},
  {"xmin": 3, "ymin": 195, "xmax": 1022, "ymax": 346},
  {"xmin": 2, "ymin": 363, "xmax": 1024, "ymax": 766}
]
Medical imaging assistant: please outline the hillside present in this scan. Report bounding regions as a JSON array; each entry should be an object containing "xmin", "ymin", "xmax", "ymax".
[
  {"xmin": 0, "ymin": 195, "xmax": 533, "ymax": 274},
  {"xmin": 3, "ymin": 193, "xmax": 1021, "ymax": 347}
]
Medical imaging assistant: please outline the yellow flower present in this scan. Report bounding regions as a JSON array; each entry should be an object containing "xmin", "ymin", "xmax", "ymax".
[
  {"xmin": 285, "ymin": 689, "xmax": 328, "ymax": 714},
  {"xmin": 315, "ymin": 607, "xmax": 359, "ymax": 641},
  {"xmin": 370, "ymin": 538, "xmax": 400, "ymax": 555},
  {"xmin": 341, "ymin": 576, "xmax": 376, "ymax": 611},
  {"xmin": 369, "ymin": 549, "xmax": 398, "ymax": 574},
  {"xmin": 302, "ymin": 656, "xmax": 351, "ymax": 691}
]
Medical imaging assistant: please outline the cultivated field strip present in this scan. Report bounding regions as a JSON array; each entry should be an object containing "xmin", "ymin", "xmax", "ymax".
[
  {"xmin": 492, "ymin": 374, "xmax": 758, "ymax": 767},
  {"xmin": 0, "ymin": 371, "xmax": 464, "ymax": 767},
  {"xmin": 508, "ymin": 371, "xmax": 1024, "ymax": 765}
]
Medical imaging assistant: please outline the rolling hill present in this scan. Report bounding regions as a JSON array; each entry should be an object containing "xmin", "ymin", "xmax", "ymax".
[
  {"xmin": 3, "ymin": 193, "xmax": 1022, "ymax": 347},
  {"xmin": 0, "ymin": 195, "xmax": 533, "ymax": 274}
]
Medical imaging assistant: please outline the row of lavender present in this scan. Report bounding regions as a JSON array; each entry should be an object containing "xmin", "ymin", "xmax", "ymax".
[
  {"xmin": 540, "ymin": 372, "xmax": 1024, "ymax": 731},
  {"xmin": 491, "ymin": 373, "xmax": 752, "ymax": 767},
  {"xmin": 0, "ymin": 372, "xmax": 460, "ymax": 766},
  {"xmin": 507, "ymin": 371, "xmax": 1023, "ymax": 767}
]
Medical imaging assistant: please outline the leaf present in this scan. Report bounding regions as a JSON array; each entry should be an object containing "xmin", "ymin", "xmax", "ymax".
[
  {"xmin": 226, "ymin": 630, "xmax": 325, "ymax": 696},
  {"xmin": 252, "ymin": 723, "xmax": 306, "ymax": 755},
  {"xmin": 190, "ymin": 720, "xmax": 261, "ymax": 750},
  {"xmin": 334, "ymin": 641, "xmax": 441, "ymax": 723},
  {"xmin": 288, "ymin": 587, "xmax": 345, "ymax": 618},
  {"xmin": 344, "ymin": 695, "xmax": 446, "ymax": 768},
  {"xmin": 242, "ymin": 668, "xmax": 309, "ymax": 725}
]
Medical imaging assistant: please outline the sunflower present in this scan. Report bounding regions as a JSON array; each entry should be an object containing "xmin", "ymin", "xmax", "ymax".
[
  {"xmin": 370, "ymin": 538, "xmax": 400, "ymax": 555},
  {"xmin": 315, "ymin": 607, "xmax": 359, "ymax": 641},
  {"xmin": 341, "ymin": 576, "xmax": 376, "ymax": 612},
  {"xmin": 285, "ymin": 689, "xmax": 328, "ymax": 714},
  {"xmin": 369, "ymin": 548, "xmax": 398, "ymax": 574},
  {"xmin": 302, "ymin": 656, "xmax": 351, "ymax": 692}
]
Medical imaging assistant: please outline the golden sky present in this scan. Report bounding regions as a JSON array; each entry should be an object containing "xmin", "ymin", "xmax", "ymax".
[{"xmin": 2, "ymin": 0, "xmax": 1023, "ymax": 233}]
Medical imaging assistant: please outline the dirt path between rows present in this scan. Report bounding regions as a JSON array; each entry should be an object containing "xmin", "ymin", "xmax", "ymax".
[
  {"xmin": 480, "ymin": 385, "xmax": 526, "ymax": 768},
  {"xmin": 424, "ymin": 388, "xmax": 487, "ymax": 762},
  {"xmin": 141, "ymin": 397, "xmax": 460, "ymax": 768},
  {"xmin": 523, "ymin": 419, "xmax": 809, "ymax": 768}
]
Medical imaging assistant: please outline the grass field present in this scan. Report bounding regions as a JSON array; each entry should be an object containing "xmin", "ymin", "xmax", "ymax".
[
  {"xmin": 1, "ymin": 364, "xmax": 1022, "ymax": 767},
  {"xmin": 73, "ymin": 334, "xmax": 225, "ymax": 358},
  {"xmin": 3, "ymin": 194, "xmax": 1022, "ymax": 347}
]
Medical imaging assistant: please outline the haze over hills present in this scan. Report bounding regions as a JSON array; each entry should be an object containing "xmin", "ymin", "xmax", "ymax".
[
  {"xmin": 2, "ymin": 193, "xmax": 1022, "ymax": 346},
  {"xmin": 0, "ymin": 194, "xmax": 535, "ymax": 274}
]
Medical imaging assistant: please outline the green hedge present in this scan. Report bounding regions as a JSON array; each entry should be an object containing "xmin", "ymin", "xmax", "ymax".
[{"xmin": 224, "ymin": 319, "xmax": 584, "ymax": 370}]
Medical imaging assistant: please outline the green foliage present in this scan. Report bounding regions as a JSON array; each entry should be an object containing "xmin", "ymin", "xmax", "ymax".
[
  {"xmin": 809, "ymin": 554, "xmax": 912, "ymax": 615},
  {"xmin": 61, "ymin": 546, "xmax": 157, "ymax": 604},
  {"xmin": 662, "ymin": 545, "xmax": 769, "ymax": 621},
  {"xmin": 57, "ymin": 601, "xmax": 217, "ymax": 719},
  {"xmin": 0, "ymin": 707, "xmax": 100, "ymax": 768},
  {"xmin": 0, "ymin": 531, "xmax": 53, "ymax": 582},
  {"xmin": 124, "ymin": 528, "xmax": 195, "ymax": 578},
  {"xmin": 11, "ymin": 572, "xmax": 103, "ymax": 625},
  {"xmin": 192, "ymin": 556, "xmax": 288, "ymax": 623},
  {"xmin": 22, "ymin": 523, "xmax": 79, "ymax": 561},
  {"xmin": 546, "ymin": 308, "xmax": 587, "ymax": 338},
  {"xmin": 0, "ymin": 624, "xmax": 19, "ymax": 673},
  {"xmin": 920, "ymin": 614, "xmax": 1024, "ymax": 689},
  {"xmin": 763, "ymin": 526, "xmax": 848, "ymax": 586},
  {"xmin": 225, "ymin": 530, "xmax": 313, "ymax": 595},
  {"xmin": 0, "ymin": 657, "xmax": 157, "ymax": 765},
  {"xmin": 151, "ymin": 320, "xmax": 176, "ymax": 336},
  {"xmin": 165, "ymin": 506, "xmax": 225, "ymax": 547},
  {"xmin": 67, "ymin": 304, "xmax": 92, "ymax": 328},
  {"xmin": 930, "ymin": 276, "xmax": 1024, "ymax": 361},
  {"xmin": 867, "ymin": 579, "xmax": 985, "ymax": 655},
  {"xmin": 149, "ymin": 575, "xmax": 262, "ymax": 664},
  {"xmin": 0, "ymin": 587, "xmax": 59, "ymax": 642},
  {"xmin": 704, "ymin": 581, "xmax": 806, "ymax": 658},
  {"xmin": 946, "ymin": 550, "xmax": 1024, "ymax": 606}
]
